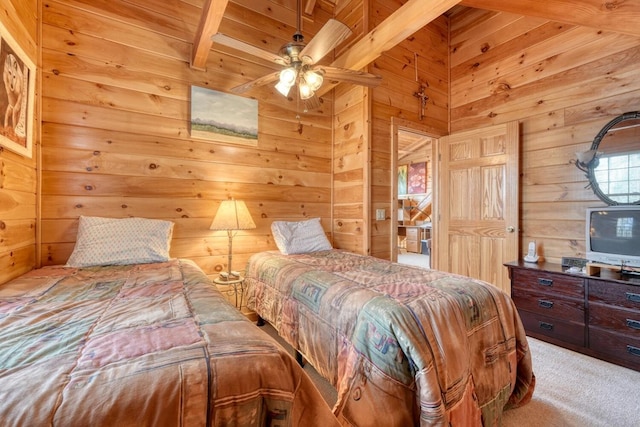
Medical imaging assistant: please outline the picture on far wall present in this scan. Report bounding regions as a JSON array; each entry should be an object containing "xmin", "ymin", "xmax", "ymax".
[
  {"xmin": 398, "ymin": 164, "xmax": 408, "ymax": 195},
  {"xmin": 408, "ymin": 162, "xmax": 427, "ymax": 194},
  {"xmin": 0, "ymin": 21, "xmax": 36, "ymax": 158},
  {"xmin": 190, "ymin": 86, "xmax": 258, "ymax": 146}
]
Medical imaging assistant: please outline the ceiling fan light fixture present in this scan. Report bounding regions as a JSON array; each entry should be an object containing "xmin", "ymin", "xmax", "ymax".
[
  {"xmin": 303, "ymin": 69, "xmax": 323, "ymax": 91},
  {"xmin": 279, "ymin": 67, "xmax": 297, "ymax": 86},
  {"xmin": 275, "ymin": 80, "xmax": 293, "ymax": 97},
  {"xmin": 298, "ymin": 81, "xmax": 314, "ymax": 99}
]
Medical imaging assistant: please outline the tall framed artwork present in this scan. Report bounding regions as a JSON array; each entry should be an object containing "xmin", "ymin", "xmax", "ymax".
[
  {"xmin": 398, "ymin": 164, "xmax": 408, "ymax": 195},
  {"xmin": 0, "ymin": 21, "xmax": 36, "ymax": 158},
  {"xmin": 408, "ymin": 162, "xmax": 426, "ymax": 194},
  {"xmin": 190, "ymin": 86, "xmax": 258, "ymax": 147}
]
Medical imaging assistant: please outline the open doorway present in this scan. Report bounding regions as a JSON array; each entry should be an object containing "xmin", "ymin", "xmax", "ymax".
[{"xmin": 391, "ymin": 119, "xmax": 439, "ymax": 269}]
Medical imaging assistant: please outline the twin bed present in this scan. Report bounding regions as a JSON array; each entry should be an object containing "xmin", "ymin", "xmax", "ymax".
[
  {"xmin": 0, "ymin": 217, "xmax": 338, "ymax": 426},
  {"xmin": 244, "ymin": 218, "xmax": 536, "ymax": 426},
  {"xmin": 0, "ymin": 216, "xmax": 535, "ymax": 426}
]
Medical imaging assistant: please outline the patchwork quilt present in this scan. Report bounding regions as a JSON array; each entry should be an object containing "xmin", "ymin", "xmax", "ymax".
[
  {"xmin": 0, "ymin": 259, "xmax": 338, "ymax": 426},
  {"xmin": 245, "ymin": 250, "xmax": 536, "ymax": 426}
]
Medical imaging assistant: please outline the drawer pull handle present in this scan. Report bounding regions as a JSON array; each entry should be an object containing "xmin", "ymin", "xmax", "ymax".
[
  {"xmin": 538, "ymin": 300, "xmax": 554, "ymax": 309},
  {"xmin": 537, "ymin": 278, "xmax": 553, "ymax": 286},
  {"xmin": 625, "ymin": 292, "xmax": 640, "ymax": 303},
  {"xmin": 539, "ymin": 321, "xmax": 554, "ymax": 331},
  {"xmin": 626, "ymin": 319, "xmax": 640, "ymax": 330},
  {"xmin": 627, "ymin": 345, "xmax": 640, "ymax": 358}
]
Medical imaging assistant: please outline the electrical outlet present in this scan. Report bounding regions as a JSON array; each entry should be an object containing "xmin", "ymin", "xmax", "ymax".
[{"xmin": 376, "ymin": 209, "xmax": 386, "ymax": 220}]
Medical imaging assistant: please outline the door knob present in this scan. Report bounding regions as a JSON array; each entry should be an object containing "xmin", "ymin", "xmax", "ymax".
[{"xmin": 506, "ymin": 226, "xmax": 515, "ymax": 233}]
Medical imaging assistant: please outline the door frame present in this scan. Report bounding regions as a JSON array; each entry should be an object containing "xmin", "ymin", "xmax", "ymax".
[{"xmin": 390, "ymin": 117, "xmax": 443, "ymax": 265}]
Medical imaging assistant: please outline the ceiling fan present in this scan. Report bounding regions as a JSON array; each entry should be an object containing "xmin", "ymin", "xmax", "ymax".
[{"xmin": 211, "ymin": 0, "xmax": 381, "ymax": 110}]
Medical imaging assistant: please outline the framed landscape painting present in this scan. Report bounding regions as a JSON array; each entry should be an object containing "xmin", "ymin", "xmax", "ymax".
[
  {"xmin": 0, "ymin": 21, "xmax": 36, "ymax": 158},
  {"xmin": 190, "ymin": 86, "xmax": 258, "ymax": 146}
]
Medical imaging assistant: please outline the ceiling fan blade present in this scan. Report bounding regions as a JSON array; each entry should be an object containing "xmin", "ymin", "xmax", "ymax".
[
  {"xmin": 231, "ymin": 71, "xmax": 281, "ymax": 94},
  {"xmin": 212, "ymin": 33, "xmax": 289, "ymax": 65},
  {"xmin": 317, "ymin": 66, "xmax": 382, "ymax": 87},
  {"xmin": 299, "ymin": 19, "xmax": 352, "ymax": 64}
]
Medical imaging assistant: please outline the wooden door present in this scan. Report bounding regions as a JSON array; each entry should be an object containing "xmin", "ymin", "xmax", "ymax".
[{"xmin": 436, "ymin": 121, "xmax": 519, "ymax": 294}]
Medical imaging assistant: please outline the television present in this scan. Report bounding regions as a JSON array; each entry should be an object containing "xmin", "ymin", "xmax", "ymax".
[{"xmin": 586, "ymin": 206, "xmax": 640, "ymax": 269}]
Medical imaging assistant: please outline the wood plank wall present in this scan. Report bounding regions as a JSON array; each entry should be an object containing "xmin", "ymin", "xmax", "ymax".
[
  {"xmin": 368, "ymin": 1, "xmax": 449, "ymax": 260},
  {"xmin": 449, "ymin": 7, "xmax": 640, "ymax": 264},
  {"xmin": 7, "ymin": 0, "xmax": 640, "ymax": 289},
  {"xmin": 332, "ymin": 0, "xmax": 368, "ymax": 254},
  {"xmin": 38, "ymin": 0, "xmax": 336, "ymax": 289},
  {"xmin": 0, "ymin": 0, "xmax": 38, "ymax": 284}
]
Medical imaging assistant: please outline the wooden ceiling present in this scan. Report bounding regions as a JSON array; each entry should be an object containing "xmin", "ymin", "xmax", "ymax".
[
  {"xmin": 192, "ymin": 0, "xmax": 640, "ymax": 72},
  {"xmin": 461, "ymin": 0, "xmax": 640, "ymax": 38},
  {"xmin": 190, "ymin": 0, "xmax": 640, "ymax": 155},
  {"xmin": 398, "ymin": 130, "xmax": 433, "ymax": 163}
]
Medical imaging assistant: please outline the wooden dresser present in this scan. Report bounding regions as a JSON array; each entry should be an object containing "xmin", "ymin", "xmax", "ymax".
[
  {"xmin": 505, "ymin": 261, "xmax": 640, "ymax": 371},
  {"xmin": 398, "ymin": 225, "xmax": 431, "ymax": 254},
  {"xmin": 404, "ymin": 226, "xmax": 420, "ymax": 253}
]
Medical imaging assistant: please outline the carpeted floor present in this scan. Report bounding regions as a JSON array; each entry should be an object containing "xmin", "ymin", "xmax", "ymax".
[
  {"xmin": 261, "ymin": 322, "xmax": 640, "ymax": 426},
  {"xmin": 398, "ymin": 252, "xmax": 430, "ymax": 269},
  {"xmin": 502, "ymin": 337, "xmax": 640, "ymax": 426}
]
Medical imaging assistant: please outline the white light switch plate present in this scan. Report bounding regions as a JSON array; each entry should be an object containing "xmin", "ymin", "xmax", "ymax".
[{"xmin": 376, "ymin": 209, "xmax": 386, "ymax": 220}]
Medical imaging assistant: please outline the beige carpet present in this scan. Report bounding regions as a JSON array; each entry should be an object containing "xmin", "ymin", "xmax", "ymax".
[
  {"xmin": 262, "ymin": 322, "xmax": 640, "ymax": 426},
  {"xmin": 398, "ymin": 252, "xmax": 431, "ymax": 269},
  {"xmin": 502, "ymin": 337, "xmax": 640, "ymax": 426}
]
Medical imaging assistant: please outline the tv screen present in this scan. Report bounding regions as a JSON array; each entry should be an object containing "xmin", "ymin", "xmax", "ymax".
[{"xmin": 588, "ymin": 208, "xmax": 640, "ymax": 258}]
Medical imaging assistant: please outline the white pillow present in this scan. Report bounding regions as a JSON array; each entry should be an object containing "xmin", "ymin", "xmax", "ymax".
[
  {"xmin": 66, "ymin": 216, "xmax": 174, "ymax": 267},
  {"xmin": 271, "ymin": 218, "xmax": 332, "ymax": 255}
]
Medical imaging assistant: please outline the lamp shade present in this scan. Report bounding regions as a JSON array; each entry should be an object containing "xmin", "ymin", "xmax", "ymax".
[
  {"xmin": 304, "ymin": 69, "xmax": 323, "ymax": 91},
  {"xmin": 298, "ymin": 82, "xmax": 314, "ymax": 99},
  {"xmin": 210, "ymin": 200, "xmax": 256, "ymax": 231},
  {"xmin": 275, "ymin": 80, "xmax": 293, "ymax": 97}
]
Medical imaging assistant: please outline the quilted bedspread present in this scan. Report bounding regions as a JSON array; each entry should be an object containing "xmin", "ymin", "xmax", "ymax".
[
  {"xmin": 245, "ymin": 250, "xmax": 536, "ymax": 426},
  {"xmin": 0, "ymin": 259, "xmax": 339, "ymax": 427}
]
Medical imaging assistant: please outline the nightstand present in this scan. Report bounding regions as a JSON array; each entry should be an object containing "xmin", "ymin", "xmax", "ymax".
[{"xmin": 213, "ymin": 276, "xmax": 245, "ymax": 308}]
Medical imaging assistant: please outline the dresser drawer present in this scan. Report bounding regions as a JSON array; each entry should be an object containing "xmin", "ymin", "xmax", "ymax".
[
  {"xmin": 512, "ymin": 288, "xmax": 584, "ymax": 323},
  {"xmin": 406, "ymin": 227, "xmax": 419, "ymax": 239},
  {"xmin": 512, "ymin": 269, "xmax": 584, "ymax": 299},
  {"xmin": 589, "ymin": 327, "xmax": 640, "ymax": 368},
  {"xmin": 518, "ymin": 310, "xmax": 585, "ymax": 347},
  {"xmin": 589, "ymin": 280, "xmax": 640, "ymax": 310},
  {"xmin": 589, "ymin": 303, "xmax": 640, "ymax": 337},
  {"xmin": 406, "ymin": 239, "xmax": 419, "ymax": 253}
]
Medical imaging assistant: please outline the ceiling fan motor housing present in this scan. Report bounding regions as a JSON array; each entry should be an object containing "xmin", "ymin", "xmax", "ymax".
[{"xmin": 280, "ymin": 35, "xmax": 306, "ymax": 67}]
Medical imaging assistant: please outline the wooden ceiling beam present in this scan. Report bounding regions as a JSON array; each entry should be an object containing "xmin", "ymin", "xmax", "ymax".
[
  {"xmin": 461, "ymin": 0, "xmax": 640, "ymax": 38},
  {"xmin": 317, "ymin": 0, "xmax": 462, "ymax": 96},
  {"xmin": 332, "ymin": 0, "xmax": 461, "ymax": 71},
  {"xmin": 304, "ymin": 0, "xmax": 317, "ymax": 15},
  {"xmin": 191, "ymin": 0, "xmax": 230, "ymax": 69}
]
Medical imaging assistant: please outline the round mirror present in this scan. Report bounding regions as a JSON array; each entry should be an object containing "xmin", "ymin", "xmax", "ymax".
[{"xmin": 582, "ymin": 111, "xmax": 640, "ymax": 205}]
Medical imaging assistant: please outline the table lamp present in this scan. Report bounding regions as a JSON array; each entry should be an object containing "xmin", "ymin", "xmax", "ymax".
[{"xmin": 210, "ymin": 199, "xmax": 256, "ymax": 280}]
